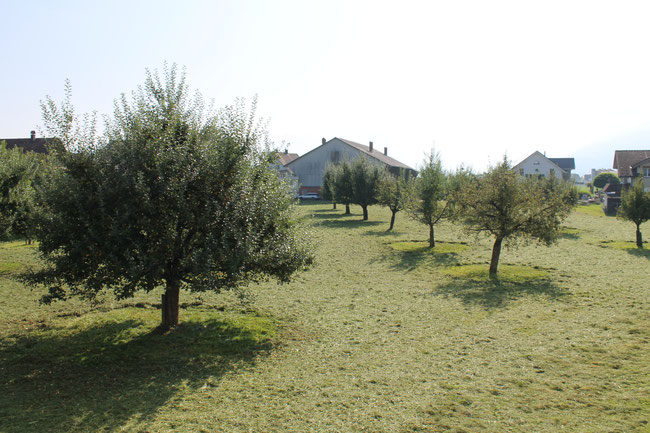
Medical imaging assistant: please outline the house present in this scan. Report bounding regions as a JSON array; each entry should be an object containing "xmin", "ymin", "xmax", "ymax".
[
  {"xmin": 271, "ymin": 150, "xmax": 300, "ymax": 196},
  {"xmin": 286, "ymin": 137, "xmax": 416, "ymax": 194},
  {"xmin": 1, "ymin": 131, "xmax": 59, "ymax": 154},
  {"xmin": 512, "ymin": 151, "xmax": 575, "ymax": 181},
  {"xmin": 613, "ymin": 150, "xmax": 650, "ymax": 192}
]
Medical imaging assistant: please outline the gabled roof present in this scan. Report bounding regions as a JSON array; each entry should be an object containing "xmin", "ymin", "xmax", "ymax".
[
  {"xmin": 286, "ymin": 137, "xmax": 414, "ymax": 170},
  {"xmin": 613, "ymin": 150, "xmax": 650, "ymax": 177},
  {"xmin": 276, "ymin": 152, "xmax": 299, "ymax": 166},
  {"xmin": 513, "ymin": 151, "xmax": 565, "ymax": 173},
  {"xmin": 549, "ymin": 158, "xmax": 575, "ymax": 170},
  {"xmin": 337, "ymin": 138, "xmax": 413, "ymax": 169},
  {"xmin": 2, "ymin": 137, "xmax": 54, "ymax": 154}
]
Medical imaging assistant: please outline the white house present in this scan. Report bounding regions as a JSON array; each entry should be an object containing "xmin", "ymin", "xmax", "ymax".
[
  {"xmin": 613, "ymin": 150, "xmax": 650, "ymax": 191},
  {"xmin": 513, "ymin": 151, "xmax": 575, "ymax": 181},
  {"xmin": 286, "ymin": 137, "xmax": 416, "ymax": 194}
]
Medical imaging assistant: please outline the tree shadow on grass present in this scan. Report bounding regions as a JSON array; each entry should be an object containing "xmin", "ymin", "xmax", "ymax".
[
  {"xmin": 364, "ymin": 229, "xmax": 403, "ymax": 237},
  {"xmin": 309, "ymin": 211, "xmax": 349, "ymax": 220},
  {"xmin": 431, "ymin": 278, "xmax": 567, "ymax": 309},
  {"xmin": 626, "ymin": 247, "xmax": 650, "ymax": 259},
  {"xmin": 317, "ymin": 219, "xmax": 383, "ymax": 228},
  {"xmin": 381, "ymin": 241, "xmax": 463, "ymax": 272},
  {"xmin": 0, "ymin": 316, "xmax": 272, "ymax": 432}
]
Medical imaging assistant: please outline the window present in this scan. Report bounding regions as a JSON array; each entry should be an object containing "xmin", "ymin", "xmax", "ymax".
[
  {"xmin": 643, "ymin": 166, "xmax": 650, "ymax": 177},
  {"xmin": 330, "ymin": 151, "xmax": 340, "ymax": 163},
  {"xmin": 519, "ymin": 168, "xmax": 524, "ymax": 175}
]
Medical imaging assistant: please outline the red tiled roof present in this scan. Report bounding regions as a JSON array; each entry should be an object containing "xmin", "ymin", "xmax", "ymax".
[
  {"xmin": 276, "ymin": 152, "xmax": 299, "ymax": 166},
  {"xmin": 613, "ymin": 150, "xmax": 650, "ymax": 177}
]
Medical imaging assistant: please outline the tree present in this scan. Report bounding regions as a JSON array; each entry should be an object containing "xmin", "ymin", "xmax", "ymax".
[
  {"xmin": 593, "ymin": 172, "xmax": 620, "ymax": 189},
  {"xmin": 456, "ymin": 157, "xmax": 577, "ymax": 275},
  {"xmin": 0, "ymin": 142, "xmax": 43, "ymax": 243},
  {"xmin": 332, "ymin": 162, "xmax": 354, "ymax": 215},
  {"xmin": 377, "ymin": 169, "xmax": 410, "ymax": 231},
  {"xmin": 28, "ymin": 66, "xmax": 313, "ymax": 330},
  {"xmin": 406, "ymin": 151, "xmax": 451, "ymax": 247},
  {"xmin": 321, "ymin": 166, "xmax": 336, "ymax": 209},
  {"xmin": 617, "ymin": 179, "xmax": 650, "ymax": 247},
  {"xmin": 350, "ymin": 157, "xmax": 382, "ymax": 221}
]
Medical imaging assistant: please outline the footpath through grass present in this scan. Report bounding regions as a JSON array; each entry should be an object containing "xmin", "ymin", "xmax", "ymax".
[{"xmin": 0, "ymin": 204, "xmax": 648, "ymax": 432}]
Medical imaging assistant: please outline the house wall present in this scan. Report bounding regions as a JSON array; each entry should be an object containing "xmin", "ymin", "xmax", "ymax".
[
  {"xmin": 514, "ymin": 154, "xmax": 564, "ymax": 179},
  {"xmin": 287, "ymin": 138, "xmax": 384, "ymax": 192}
]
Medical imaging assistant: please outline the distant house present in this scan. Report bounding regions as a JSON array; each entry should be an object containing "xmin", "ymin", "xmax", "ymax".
[
  {"xmin": 1, "ymin": 131, "xmax": 59, "ymax": 154},
  {"xmin": 513, "ymin": 151, "xmax": 575, "ymax": 181},
  {"xmin": 613, "ymin": 150, "xmax": 650, "ymax": 192},
  {"xmin": 285, "ymin": 137, "xmax": 416, "ymax": 194},
  {"xmin": 272, "ymin": 150, "xmax": 300, "ymax": 196}
]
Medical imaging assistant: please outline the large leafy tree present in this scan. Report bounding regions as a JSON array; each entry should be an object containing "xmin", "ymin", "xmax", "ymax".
[
  {"xmin": 29, "ymin": 66, "xmax": 313, "ymax": 330},
  {"xmin": 0, "ymin": 142, "xmax": 43, "ymax": 243},
  {"xmin": 406, "ymin": 151, "xmax": 452, "ymax": 247},
  {"xmin": 593, "ymin": 172, "xmax": 620, "ymax": 189},
  {"xmin": 350, "ymin": 157, "xmax": 382, "ymax": 221},
  {"xmin": 456, "ymin": 157, "xmax": 577, "ymax": 275},
  {"xmin": 321, "ymin": 166, "xmax": 336, "ymax": 209},
  {"xmin": 617, "ymin": 179, "xmax": 650, "ymax": 247},
  {"xmin": 377, "ymin": 169, "xmax": 410, "ymax": 231},
  {"xmin": 332, "ymin": 162, "xmax": 354, "ymax": 215}
]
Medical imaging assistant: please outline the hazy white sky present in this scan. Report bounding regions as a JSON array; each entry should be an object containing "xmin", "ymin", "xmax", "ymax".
[{"xmin": 3, "ymin": 0, "xmax": 650, "ymax": 174}]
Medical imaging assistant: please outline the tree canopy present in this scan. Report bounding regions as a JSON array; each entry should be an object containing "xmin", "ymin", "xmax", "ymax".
[
  {"xmin": 406, "ymin": 151, "xmax": 452, "ymax": 247},
  {"xmin": 29, "ymin": 66, "xmax": 313, "ymax": 330},
  {"xmin": 593, "ymin": 172, "xmax": 620, "ymax": 189},
  {"xmin": 377, "ymin": 169, "xmax": 411, "ymax": 231},
  {"xmin": 617, "ymin": 179, "xmax": 650, "ymax": 247},
  {"xmin": 0, "ymin": 142, "xmax": 43, "ymax": 243},
  {"xmin": 350, "ymin": 158, "xmax": 383, "ymax": 221},
  {"xmin": 456, "ymin": 157, "xmax": 577, "ymax": 275}
]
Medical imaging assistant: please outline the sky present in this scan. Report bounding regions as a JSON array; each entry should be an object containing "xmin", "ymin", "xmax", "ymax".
[{"xmin": 3, "ymin": 0, "xmax": 650, "ymax": 175}]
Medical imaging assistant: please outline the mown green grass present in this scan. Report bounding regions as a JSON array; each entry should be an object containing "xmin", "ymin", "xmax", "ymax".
[
  {"xmin": 575, "ymin": 202, "xmax": 608, "ymax": 217},
  {"xmin": 0, "ymin": 203, "xmax": 648, "ymax": 432}
]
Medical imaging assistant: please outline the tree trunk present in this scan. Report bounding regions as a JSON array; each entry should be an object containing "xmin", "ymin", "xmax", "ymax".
[
  {"xmin": 636, "ymin": 224, "xmax": 643, "ymax": 248},
  {"xmin": 489, "ymin": 237, "xmax": 503, "ymax": 275},
  {"xmin": 362, "ymin": 205, "xmax": 368, "ymax": 220},
  {"xmin": 161, "ymin": 279, "xmax": 180, "ymax": 330},
  {"xmin": 388, "ymin": 210, "xmax": 396, "ymax": 231},
  {"xmin": 345, "ymin": 204, "xmax": 350, "ymax": 214},
  {"xmin": 333, "ymin": 202, "xmax": 337, "ymax": 210},
  {"xmin": 429, "ymin": 224, "xmax": 435, "ymax": 248}
]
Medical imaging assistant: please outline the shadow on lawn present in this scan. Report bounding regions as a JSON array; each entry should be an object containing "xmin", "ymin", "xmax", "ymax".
[
  {"xmin": 317, "ymin": 219, "xmax": 383, "ymax": 228},
  {"xmin": 626, "ymin": 247, "xmax": 650, "ymax": 259},
  {"xmin": 0, "ymin": 318, "xmax": 271, "ymax": 432},
  {"xmin": 432, "ymin": 278, "xmax": 566, "ymax": 309},
  {"xmin": 382, "ymin": 243, "xmax": 462, "ymax": 272}
]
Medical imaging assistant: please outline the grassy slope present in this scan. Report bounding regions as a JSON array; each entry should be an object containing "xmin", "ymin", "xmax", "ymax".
[{"xmin": 0, "ymin": 204, "xmax": 648, "ymax": 432}]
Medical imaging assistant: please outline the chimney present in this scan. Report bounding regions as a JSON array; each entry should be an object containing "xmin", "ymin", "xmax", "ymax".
[
  {"xmin": 369, "ymin": 141, "xmax": 373, "ymax": 152},
  {"xmin": 384, "ymin": 147, "xmax": 387, "ymax": 156},
  {"xmin": 322, "ymin": 137, "xmax": 326, "ymax": 145},
  {"xmin": 284, "ymin": 149, "xmax": 288, "ymax": 154},
  {"xmin": 30, "ymin": 130, "xmax": 36, "ymax": 141}
]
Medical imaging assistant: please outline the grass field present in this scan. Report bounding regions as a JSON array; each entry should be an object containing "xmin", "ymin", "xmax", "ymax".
[{"xmin": 1, "ymin": 203, "xmax": 648, "ymax": 432}]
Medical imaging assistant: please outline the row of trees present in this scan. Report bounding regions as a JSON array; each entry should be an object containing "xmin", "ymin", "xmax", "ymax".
[
  {"xmin": 7, "ymin": 66, "xmax": 314, "ymax": 330},
  {"xmin": 322, "ymin": 153, "xmax": 583, "ymax": 275}
]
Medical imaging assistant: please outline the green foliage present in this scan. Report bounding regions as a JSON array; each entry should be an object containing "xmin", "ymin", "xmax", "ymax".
[
  {"xmin": 0, "ymin": 142, "xmax": 45, "ymax": 242},
  {"xmin": 593, "ymin": 172, "xmax": 620, "ymax": 189},
  {"xmin": 28, "ymin": 65, "xmax": 313, "ymax": 329},
  {"xmin": 456, "ymin": 157, "xmax": 577, "ymax": 274},
  {"xmin": 350, "ymin": 157, "xmax": 382, "ymax": 220},
  {"xmin": 326, "ymin": 161, "xmax": 354, "ymax": 214},
  {"xmin": 377, "ymin": 169, "xmax": 410, "ymax": 230},
  {"xmin": 617, "ymin": 179, "xmax": 650, "ymax": 247},
  {"xmin": 405, "ymin": 151, "xmax": 453, "ymax": 247},
  {"xmin": 321, "ymin": 166, "xmax": 335, "ymax": 202}
]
